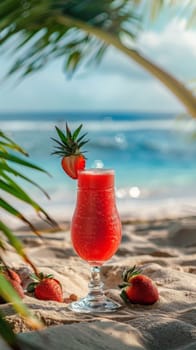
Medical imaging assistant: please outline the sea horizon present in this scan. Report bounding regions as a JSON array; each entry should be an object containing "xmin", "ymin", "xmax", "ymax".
[
  {"xmin": 0, "ymin": 109, "xmax": 182, "ymax": 116},
  {"xmin": 1, "ymin": 110, "xmax": 196, "ymax": 218}
]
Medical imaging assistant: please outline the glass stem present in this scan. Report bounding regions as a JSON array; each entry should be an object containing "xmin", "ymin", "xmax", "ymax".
[{"xmin": 87, "ymin": 266, "xmax": 105, "ymax": 305}]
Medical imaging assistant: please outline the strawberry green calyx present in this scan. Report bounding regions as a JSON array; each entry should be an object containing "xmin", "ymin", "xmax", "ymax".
[
  {"xmin": 122, "ymin": 265, "xmax": 142, "ymax": 283},
  {"xmin": 27, "ymin": 272, "xmax": 59, "ymax": 293},
  {"xmin": 51, "ymin": 123, "xmax": 88, "ymax": 158},
  {"xmin": 120, "ymin": 289, "xmax": 130, "ymax": 303},
  {"xmin": 119, "ymin": 265, "xmax": 142, "ymax": 289}
]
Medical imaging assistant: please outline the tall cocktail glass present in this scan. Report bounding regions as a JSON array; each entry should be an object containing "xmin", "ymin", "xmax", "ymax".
[{"xmin": 69, "ymin": 168, "xmax": 122, "ymax": 313}]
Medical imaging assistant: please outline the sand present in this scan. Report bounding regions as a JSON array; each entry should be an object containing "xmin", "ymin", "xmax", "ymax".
[{"xmin": 0, "ymin": 210, "xmax": 196, "ymax": 350}]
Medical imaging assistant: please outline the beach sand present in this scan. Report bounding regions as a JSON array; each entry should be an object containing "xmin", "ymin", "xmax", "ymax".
[{"xmin": 0, "ymin": 208, "xmax": 196, "ymax": 350}]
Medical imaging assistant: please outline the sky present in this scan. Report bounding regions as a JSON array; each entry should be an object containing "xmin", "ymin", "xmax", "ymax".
[{"xmin": 0, "ymin": 16, "xmax": 195, "ymax": 114}]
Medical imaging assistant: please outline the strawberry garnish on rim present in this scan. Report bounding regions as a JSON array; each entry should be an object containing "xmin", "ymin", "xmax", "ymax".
[{"xmin": 51, "ymin": 123, "xmax": 88, "ymax": 179}]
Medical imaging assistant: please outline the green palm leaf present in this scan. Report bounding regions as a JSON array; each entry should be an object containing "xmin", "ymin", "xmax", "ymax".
[
  {"xmin": 0, "ymin": 176, "xmax": 56, "ymax": 227},
  {"xmin": 0, "ymin": 141, "xmax": 28, "ymax": 154},
  {"xmin": 0, "ymin": 221, "xmax": 25, "ymax": 257},
  {"xmin": 0, "ymin": 151, "xmax": 50, "ymax": 175},
  {"xmin": 0, "ymin": 221, "xmax": 39, "ymax": 275},
  {"xmin": 0, "ymin": 131, "xmax": 56, "ymax": 348},
  {"xmin": 1, "ymin": 173, "xmax": 44, "ymax": 212},
  {"xmin": 0, "ymin": 162, "xmax": 50, "ymax": 199},
  {"xmin": 0, "ymin": 198, "xmax": 41, "ymax": 236},
  {"xmin": 0, "ymin": 0, "xmax": 195, "ymax": 117},
  {"xmin": 0, "ymin": 275, "xmax": 43, "ymax": 330},
  {"xmin": 0, "ymin": 131, "xmax": 28, "ymax": 156}
]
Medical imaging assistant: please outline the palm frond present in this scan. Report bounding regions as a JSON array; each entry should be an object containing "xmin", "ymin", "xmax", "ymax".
[
  {"xmin": 0, "ymin": 129, "xmax": 59, "ymax": 281},
  {"xmin": 0, "ymin": 120, "xmax": 58, "ymax": 350},
  {"xmin": 0, "ymin": 0, "xmax": 141, "ymax": 78},
  {"xmin": 0, "ymin": 0, "xmax": 194, "ymax": 79},
  {"xmin": 0, "ymin": 130, "xmax": 58, "ymax": 228},
  {"xmin": 0, "ymin": 131, "xmax": 51, "ymax": 346},
  {"xmin": 0, "ymin": 0, "xmax": 195, "ymax": 116},
  {"xmin": 0, "ymin": 131, "xmax": 29, "ymax": 156},
  {"xmin": 0, "ymin": 162, "xmax": 50, "ymax": 199},
  {"xmin": 0, "ymin": 221, "xmax": 39, "ymax": 274},
  {"xmin": 1, "ymin": 173, "xmax": 48, "ymax": 221},
  {"xmin": 0, "ymin": 275, "xmax": 43, "ymax": 330},
  {"xmin": 0, "ymin": 151, "xmax": 50, "ymax": 175},
  {"xmin": 0, "ymin": 198, "xmax": 41, "ymax": 236}
]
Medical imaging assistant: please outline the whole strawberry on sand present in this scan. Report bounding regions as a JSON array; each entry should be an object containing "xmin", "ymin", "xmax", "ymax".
[
  {"xmin": 27, "ymin": 272, "xmax": 63, "ymax": 302},
  {"xmin": 119, "ymin": 265, "xmax": 159, "ymax": 305}
]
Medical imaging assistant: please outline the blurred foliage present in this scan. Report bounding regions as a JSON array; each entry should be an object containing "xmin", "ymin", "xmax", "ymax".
[
  {"xmin": 0, "ymin": 0, "xmax": 195, "ymax": 117},
  {"xmin": 0, "ymin": 0, "xmax": 140, "ymax": 78},
  {"xmin": 0, "ymin": 131, "xmax": 56, "ymax": 348},
  {"xmin": 0, "ymin": 0, "xmax": 195, "ymax": 78}
]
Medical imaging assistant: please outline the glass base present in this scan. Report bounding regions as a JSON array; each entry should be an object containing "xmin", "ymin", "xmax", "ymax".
[{"xmin": 68, "ymin": 296, "xmax": 121, "ymax": 313}]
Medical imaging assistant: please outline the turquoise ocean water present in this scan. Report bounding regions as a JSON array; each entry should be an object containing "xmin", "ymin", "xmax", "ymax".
[{"xmin": 1, "ymin": 111, "xmax": 196, "ymax": 215}]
